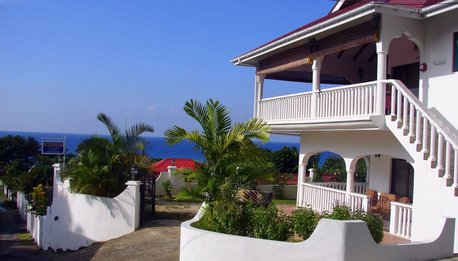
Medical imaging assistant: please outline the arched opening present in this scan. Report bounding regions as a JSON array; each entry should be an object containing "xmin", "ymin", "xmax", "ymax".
[
  {"xmin": 355, "ymin": 157, "xmax": 368, "ymax": 183},
  {"xmin": 391, "ymin": 158, "xmax": 414, "ymax": 203},
  {"xmin": 388, "ymin": 34, "xmax": 421, "ymax": 98}
]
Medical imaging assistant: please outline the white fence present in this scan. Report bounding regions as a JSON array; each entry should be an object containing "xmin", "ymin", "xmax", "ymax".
[
  {"xmin": 17, "ymin": 164, "xmax": 141, "ymax": 251},
  {"xmin": 299, "ymin": 183, "xmax": 370, "ymax": 213},
  {"xmin": 312, "ymin": 182, "xmax": 368, "ymax": 194},
  {"xmin": 390, "ymin": 201, "xmax": 413, "ymax": 239}
]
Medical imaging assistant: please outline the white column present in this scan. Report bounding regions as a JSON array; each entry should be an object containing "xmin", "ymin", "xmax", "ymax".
[
  {"xmin": 254, "ymin": 74, "xmax": 265, "ymax": 118},
  {"xmin": 310, "ymin": 57, "xmax": 323, "ymax": 118},
  {"xmin": 376, "ymin": 42, "xmax": 387, "ymax": 116},
  {"xmin": 343, "ymin": 157, "xmax": 356, "ymax": 194},
  {"xmin": 346, "ymin": 170, "xmax": 355, "ymax": 193}
]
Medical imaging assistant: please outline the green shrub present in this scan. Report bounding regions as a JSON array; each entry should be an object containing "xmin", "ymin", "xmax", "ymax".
[
  {"xmin": 28, "ymin": 184, "xmax": 48, "ymax": 216},
  {"xmin": 193, "ymin": 201, "xmax": 251, "ymax": 236},
  {"xmin": 327, "ymin": 205, "xmax": 352, "ymax": 220},
  {"xmin": 291, "ymin": 207, "xmax": 320, "ymax": 240},
  {"xmin": 162, "ymin": 180, "xmax": 173, "ymax": 199},
  {"xmin": 251, "ymin": 204, "xmax": 291, "ymax": 241},
  {"xmin": 360, "ymin": 212, "xmax": 384, "ymax": 243}
]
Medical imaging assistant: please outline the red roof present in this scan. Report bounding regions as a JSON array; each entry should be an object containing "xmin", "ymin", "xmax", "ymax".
[
  {"xmin": 236, "ymin": 0, "xmax": 444, "ymax": 59},
  {"xmin": 150, "ymin": 158, "xmax": 197, "ymax": 173}
]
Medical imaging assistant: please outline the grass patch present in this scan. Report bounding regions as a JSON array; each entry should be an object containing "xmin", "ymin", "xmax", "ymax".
[
  {"xmin": 16, "ymin": 233, "xmax": 32, "ymax": 240},
  {"xmin": 272, "ymin": 199, "xmax": 296, "ymax": 205}
]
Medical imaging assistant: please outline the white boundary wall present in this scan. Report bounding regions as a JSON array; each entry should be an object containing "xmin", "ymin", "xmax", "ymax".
[
  {"xmin": 156, "ymin": 166, "xmax": 195, "ymax": 196},
  {"xmin": 180, "ymin": 209, "xmax": 455, "ymax": 261},
  {"xmin": 20, "ymin": 164, "xmax": 141, "ymax": 251}
]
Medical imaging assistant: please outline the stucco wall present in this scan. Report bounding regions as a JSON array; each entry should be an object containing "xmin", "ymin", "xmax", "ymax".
[
  {"xmin": 423, "ymin": 8, "xmax": 458, "ymax": 128},
  {"xmin": 256, "ymin": 185, "xmax": 297, "ymax": 199},
  {"xmin": 180, "ymin": 211, "xmax": 455, "ymax": 261},
  {"xmin": 299, "ymin": 130, "xmax": 411, "ymax": 161},
  {"xmin": 367, "ymin": 154, "xmax": 391, "ymax": 193},
  {"xmin": 23, "ymin": 164, "xmax": 141, "ymax": 251}
]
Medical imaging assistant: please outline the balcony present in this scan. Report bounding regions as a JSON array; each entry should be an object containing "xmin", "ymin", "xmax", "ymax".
[{"xmin": 255, "ymin": 81, "xmax": 387, "ymax": 131}]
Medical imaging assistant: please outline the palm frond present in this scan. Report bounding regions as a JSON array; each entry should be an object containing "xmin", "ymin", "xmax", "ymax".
[
  {"xmin": 97, "ymin": 113, "xmax": 121, "ymax": 138},
  {"xmin": 183, "ymin": 99, "xmax": 209, "ymax": 132}
]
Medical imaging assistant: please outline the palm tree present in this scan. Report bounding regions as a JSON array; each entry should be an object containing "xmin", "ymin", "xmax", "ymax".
[
  {"xmin": 164, "ymin": 99, "xmax": 273, "ymax": 201},
  {"xmin": 97, "ymin": 113, "xmax": 154, "ymax": 178},
  {"xmin": 62, "ymin": 113, "xmax": 154, "ymax": 197}
]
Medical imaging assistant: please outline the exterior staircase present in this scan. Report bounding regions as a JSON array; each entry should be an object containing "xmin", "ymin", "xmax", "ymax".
[{"xmin": 384, "ymin": 80, "xmax": 458, "ymax": 196}]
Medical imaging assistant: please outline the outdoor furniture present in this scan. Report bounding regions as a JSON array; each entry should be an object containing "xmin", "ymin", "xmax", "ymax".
[
  {"xmin": 365, "ymin": 189, "xmax": 378, "ymax": 207},
  {"xmin": 371, "ymin": 193, "xmax": 399, "ymax": 219},
  {"xmin": 398, "ymin": 196, "xmax": 411, "ymax": 204}
]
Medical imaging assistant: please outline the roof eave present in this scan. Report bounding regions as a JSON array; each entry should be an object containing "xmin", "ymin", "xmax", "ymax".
[
  {"xmin": 230, "ymin": 2, "xmax": 377, "ymax": 67},
  {"xmin": 420, "ymin": 0, "xmax": 458, "ymax": 18},
  {"xmin": 231, "ymin": 1, "xmax": 452, "ymax": 67}
]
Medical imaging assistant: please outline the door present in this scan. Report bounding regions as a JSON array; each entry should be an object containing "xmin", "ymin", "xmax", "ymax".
[
  {"xmin": 391, "ymin": 159, "xmax": 414, "ymax": 202},
  {"xmin": 392, "ymin": 63, "xmax": 420, "ymax": 98}
]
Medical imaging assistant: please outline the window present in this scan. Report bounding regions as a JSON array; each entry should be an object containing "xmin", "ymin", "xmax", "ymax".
[{"xmin": 454, "ymin": 32, "xmax": 458, "ymax": 72}]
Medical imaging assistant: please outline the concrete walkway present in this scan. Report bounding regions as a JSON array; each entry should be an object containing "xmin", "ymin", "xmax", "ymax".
[
  {"xmin": 0, "ymin": 198, "xmax": 54, "ymax": 261},
  {"xmin": 2, "ymin": 197, "xmax": 457, "ymax": 260}
]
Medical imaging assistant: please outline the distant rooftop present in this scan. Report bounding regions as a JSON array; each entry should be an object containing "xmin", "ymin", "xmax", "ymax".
[{"xmin": 151, "ymin": 158, "xmax": 197, "ymax": 173}]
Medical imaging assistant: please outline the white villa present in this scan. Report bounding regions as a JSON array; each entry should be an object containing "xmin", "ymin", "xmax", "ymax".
[{"xmin": 232, "ymin": 0, "xmax": 458, "ymax": 253}]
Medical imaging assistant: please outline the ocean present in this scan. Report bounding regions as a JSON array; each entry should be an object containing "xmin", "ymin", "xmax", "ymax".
[{"xmin": 0, "ymin": 131, "xmax": 301, "ymax": 162}]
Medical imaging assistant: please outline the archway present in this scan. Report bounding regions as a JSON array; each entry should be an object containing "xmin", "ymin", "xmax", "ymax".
[{"xmin": 388, "ymin": 34, "xmax": 421, "ymax": 98}]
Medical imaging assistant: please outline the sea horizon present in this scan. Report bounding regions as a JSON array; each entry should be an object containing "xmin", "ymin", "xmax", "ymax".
[{"xmin": 0, "ymin": 130, "xmax": 301, "ymax": 162}]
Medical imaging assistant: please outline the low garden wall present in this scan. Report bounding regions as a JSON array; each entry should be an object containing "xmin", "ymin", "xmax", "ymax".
[
  {"xmin": 18, "ymin": 163, "xmax": 141, "ymax": 251},
  {"xmin": 255, "ymin": 185, "xmax": 297, "ymax": 199},
  {"xmin": 180, "ymin": 208, "xmax": 455, "ymax": 261}
]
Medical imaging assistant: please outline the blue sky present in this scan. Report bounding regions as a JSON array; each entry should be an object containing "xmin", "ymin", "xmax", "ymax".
[{"xmin": 0, "ymin": 0, "xmax": 335, "ymax": 141}]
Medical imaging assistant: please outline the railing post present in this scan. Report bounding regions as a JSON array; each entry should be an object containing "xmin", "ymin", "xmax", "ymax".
[
  {"xmin": 376, "ymin": 42, "xmax": 387, "ymax": 116},
  {"xmin": 311, "ymin": 57, "xmax": 322, "ymax": 118},
  {"xmin": 390, "ymin": 202, "xmax": 399, "ymax": 235}
]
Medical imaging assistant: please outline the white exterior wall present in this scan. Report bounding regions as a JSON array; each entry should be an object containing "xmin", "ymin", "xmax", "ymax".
[
  {"xmin": 423, "ymin": 8, "xmax": 458, "ymax": 127},
  {"xmin": 181, "ymin": 211, "xmax": 455, "ymax": 261},
  {"xmin": 28, "ymin": 164, "xmax": 142, "ymax": 251},
  {"xmin": 367, "ymin": 154, "xmax": 391, "ymax": 194},
  {"xmin": 299, "ymin": 130, "xmax": 411, "ymax": 161},
  {"xmin": 410, "ymin": 155, "xmax": 458, "ymax": 253}
]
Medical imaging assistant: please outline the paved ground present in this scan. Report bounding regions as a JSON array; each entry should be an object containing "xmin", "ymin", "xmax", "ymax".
[
  {"xmin": 0, "ymin": 198, "xmax": 54, "ymax": 261},
  {"xmin": 2, "ymin": 197, "xmax": 457, "ymax": 260}
]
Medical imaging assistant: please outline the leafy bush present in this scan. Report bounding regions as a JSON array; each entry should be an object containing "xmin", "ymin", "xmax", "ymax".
[
  {"xmin": 29, "ymin": 184, "xmax": 48, "ymax": 216},
  {"xmin": 193, "ymin": 201, "xmax": 251, "ymax": 236},
  {"xmin": 353, "ymin": 211, "xmax": 384, "ymax": 243},
  {"xmin": 162, "ymin": 180, "xmax": 173, "ymax": 199},
  {"xmin": 326, "ymin": 205, "xmax": 352, "ymax": 220},
  {"xmin": 251, "ymin": 204, "xmax": 291, "ymax": 241},
  {"xmin": 291, "ymin": 207, "xmax": 319, "ymax": 240},
  {"xmin": 193, "ymin": 201, "xmax": 383, "ymax": 244}
]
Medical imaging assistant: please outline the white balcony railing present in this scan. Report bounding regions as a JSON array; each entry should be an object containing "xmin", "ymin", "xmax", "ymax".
[
  {"xmin": 258, "ymin": 81, "xmax": 378, "ymax": 122},
  {"xmin": 259, "ymin": 92, "xmax": 312, "ymax": 121},
  {"xmin": 312, "ymin": 182, "xmax": 368, "ymax": 194},
  {"xmin": 389, "ymin": 201, "xmax": 413, "ymax": 239},
  {"xmin": 299, "ymin": 183, "xmax": 370, "ymax": 213}
]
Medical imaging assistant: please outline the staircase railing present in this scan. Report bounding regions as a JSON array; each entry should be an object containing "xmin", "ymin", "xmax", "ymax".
[{"xmin": 385, "ymin": 79, "xmax": 458, "ymax": 192}]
